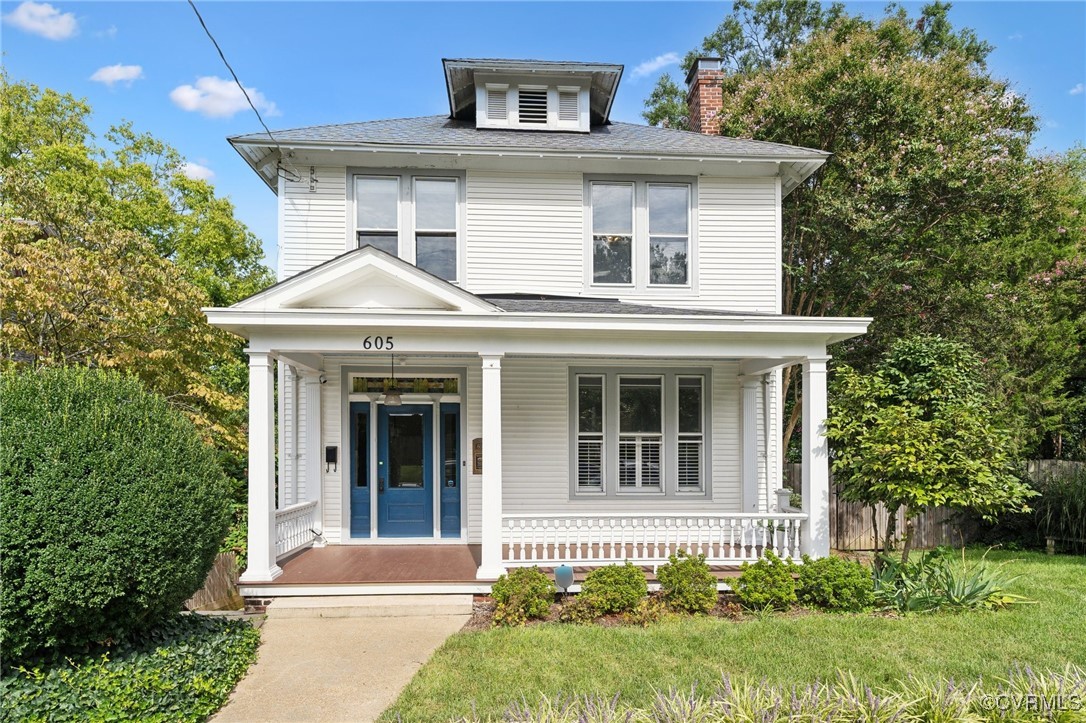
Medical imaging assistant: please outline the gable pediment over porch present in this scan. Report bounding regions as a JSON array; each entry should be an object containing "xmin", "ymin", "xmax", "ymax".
[{"xmin": 230, "ymin": 245, "xmax": 500, "ymax": 313}]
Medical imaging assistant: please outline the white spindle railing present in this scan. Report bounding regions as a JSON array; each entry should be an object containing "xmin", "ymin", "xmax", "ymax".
[
  {"xmin": 275, "ymin": 500, "xmax": 319, "ymax": 559},
  {"xmin": 501, "ymin": 512, "xmax": 806, "ymax": 568}
]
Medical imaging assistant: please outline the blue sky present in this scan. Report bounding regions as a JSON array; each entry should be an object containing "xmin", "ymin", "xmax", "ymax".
[{"xmin": 3, "ymin": 1, "xmax": 1084, "ymax": 265}]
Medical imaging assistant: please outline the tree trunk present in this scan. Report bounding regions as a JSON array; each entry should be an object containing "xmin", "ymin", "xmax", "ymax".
[
  {"xmin": 883, "ymin": 505, "xmax": 899, "ymax": 556},
  {"xmin": 900, "ymin": 509, "xmax": 916, "ymax": 564}
]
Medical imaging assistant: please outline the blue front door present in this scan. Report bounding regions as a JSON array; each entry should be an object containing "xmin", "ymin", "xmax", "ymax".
[{"xmin": 377, "ymin": 405, "xmax": 434, "ymax": 537}]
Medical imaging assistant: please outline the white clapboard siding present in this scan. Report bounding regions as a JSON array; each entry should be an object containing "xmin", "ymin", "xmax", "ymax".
[
  {"xmin": 500, "ymin": 358, "xmax": 744, "ymax": 515},
  {"xmin": 465, "ymin": 171, "xmax": 584, "ymax": 295},
  {"xmin": 695, "ymin": 177, "xmax": 778, "ymax": 312},
  {"xmin": 280, "ymin": 167, "xmax": 347, "ymax": 281}
]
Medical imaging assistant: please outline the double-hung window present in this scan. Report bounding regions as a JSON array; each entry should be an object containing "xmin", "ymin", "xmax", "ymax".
[
  {"xmin": 352, "ymin": 173, "xmax": 461, "ymax": 282},
  {"xmin": 589, "ymin": 180, "xmax": 693, "ymax": 290},
  {"xmin": 572, "ymin": 371, "xmax": 708, "ymax": 496}
]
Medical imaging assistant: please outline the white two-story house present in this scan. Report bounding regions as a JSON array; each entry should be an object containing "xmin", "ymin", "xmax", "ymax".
[{"xmin": 206, "ymin": 58, "xmax": 870, "ymax": 597}]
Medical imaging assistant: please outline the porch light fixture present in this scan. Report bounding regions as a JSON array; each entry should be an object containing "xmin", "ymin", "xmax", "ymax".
[{"xmin": 383, "ymin": 354, "xmax": 402, "ymax": 406}]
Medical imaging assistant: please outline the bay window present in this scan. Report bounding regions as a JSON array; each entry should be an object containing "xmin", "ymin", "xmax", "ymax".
[
  {"xmin": 352, "ymin": 172, "xmax": 462, "ymax": 282},
  {"xmin": 588, "ymin": 179, "xmax": 694, "ymax": 290},
  {"xmin": 572, "ymin": 370, "xmax": 709, "ymax": 496}
]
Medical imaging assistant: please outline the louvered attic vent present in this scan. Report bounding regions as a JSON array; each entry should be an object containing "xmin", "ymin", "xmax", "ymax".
[
  {"xmin": 517, "ymin": 88, "xmax": 548, "ymax": 124},
  {"xmin": 476, "ymin": 81, "xmax": 588, "ymax": 132},
  {"xmin": 486, "ymin": 87, "xmax": 507, "ymax": 121}
]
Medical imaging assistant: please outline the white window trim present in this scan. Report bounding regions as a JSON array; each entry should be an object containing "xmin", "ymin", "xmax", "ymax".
[
  {"xmin": 583, "ymin": 175, "xmax": 699, "ymax": 295},
  {"xmin": 569, "ymin": 367, "xmax": 712, "ymax": 499},
  {"xmin": 345, "ymin": 169, "xmax": 466, "ymax": 284}
]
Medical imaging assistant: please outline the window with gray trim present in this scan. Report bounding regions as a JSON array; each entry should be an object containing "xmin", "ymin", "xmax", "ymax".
[
  {"xmin": 573, "ymin": 371, "xmax": 709, "ymax": 496},
  {"xmin": 589, "ymin": 180, "xmax": 692, "ymax": 288},
  {"xmin": 352, "ymin": 173, "xmax": 461, "ymax": 281}
]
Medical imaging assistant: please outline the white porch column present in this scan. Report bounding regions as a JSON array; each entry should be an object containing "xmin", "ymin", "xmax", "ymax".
[
  {"xmin": 477, "ymin": 354, "xmax": 505, "ymax": 579},
  {"xmin": 302, "ymin": 371, "xmax": 324, "ymax": 536},
  {"xmin": 740, "ymin": 376, "xmax": 761, "ymax": 512},
  {"xmin": 801, "ymin": 356, "xmax": 831, "ymax": 558},
  {"xmin": 240, "ymin": 351, "xmax": 283, "ymax": 582}
]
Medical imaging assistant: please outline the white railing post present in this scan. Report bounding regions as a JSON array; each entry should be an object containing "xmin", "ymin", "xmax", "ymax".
[
  {"xmin": 240, "ymin": 351, "xmax": 282, "ymax": 582},
  {"xmin": 478, "ymin": 354, "xmax": 506, "ymax": 579},
  {"xmin": 801, "ymin": 356, "xmax": 831, "ymax": 558}
]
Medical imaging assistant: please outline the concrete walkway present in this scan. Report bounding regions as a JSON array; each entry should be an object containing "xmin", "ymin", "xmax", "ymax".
[{"xmin": 214, "ymin": 596, "xmax": 472, "ymax": 723}]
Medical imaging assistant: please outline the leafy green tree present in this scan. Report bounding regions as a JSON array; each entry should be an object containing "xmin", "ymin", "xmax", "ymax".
[
  {"xmin": 643, "ymin": 2, "xmax": 1086, "ymax": 458},
  {"xmin": 0, "ymin": 75, "xmax": 271, "ymax": 453},
  {"xmin": 825, "ymin": 336, "xmax": 1036, "ymax": 562}
]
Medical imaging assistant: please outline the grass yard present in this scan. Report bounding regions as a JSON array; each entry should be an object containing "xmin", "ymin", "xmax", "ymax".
[{"xmin": 382, "ymin": 550, "xmax": 1086, "ymax": 721}]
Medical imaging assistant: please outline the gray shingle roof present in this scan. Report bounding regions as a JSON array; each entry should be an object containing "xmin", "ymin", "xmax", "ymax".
[
  {"xmin": 230, "ymin": 115, "xmax": 827, "ymax": 159},
  {"xmin": 479, "ymin": 294, "xmax": 777, "ymax": 317}
]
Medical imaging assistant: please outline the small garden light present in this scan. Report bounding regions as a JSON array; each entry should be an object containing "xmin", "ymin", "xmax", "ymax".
[{"xmin": 554, "ymin": 564, "xmax": 574, "ymax": 598}]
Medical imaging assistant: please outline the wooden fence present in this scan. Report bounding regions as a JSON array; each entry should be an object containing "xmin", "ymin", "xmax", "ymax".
[
  {"xmin": 784, "ymin": 460, "xmax": 1082, "ymax": 551},
  {"xmin": 185, "ymin": 552, "xmax": 243, "ymax": 611}
]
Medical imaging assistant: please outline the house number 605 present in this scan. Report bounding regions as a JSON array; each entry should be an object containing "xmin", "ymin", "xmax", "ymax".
[{"xmin": 362, "ymin": 335, "xmax": 394, "ymax": 350}]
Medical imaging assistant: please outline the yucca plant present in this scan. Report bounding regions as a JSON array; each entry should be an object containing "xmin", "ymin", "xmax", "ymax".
[{"xmin": 873, "ymin": 548, "xmax": 1030, "ymax": 613}]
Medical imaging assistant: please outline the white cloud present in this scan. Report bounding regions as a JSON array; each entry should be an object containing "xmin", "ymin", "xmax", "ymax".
[
  {"xmin": 3, "ymin": 1, "xmax": 77, "ymax": 40},
  {"xmin": 169, "ymin": 76, "xmax": 280, "ymax": 119},
  {"xmin": 180, "ymin": 161, "xmax": 215, "ymax": 181},
  {"xmin": 1069, "ymin": 83, "xmax": 1084, "ymax": 96},
  {"xmin": 89, "ymin": 64, "xmax": 143, "ymax": 88},
  {"xmin": 95, "ymin": 24, "xmax": 117, "ymax": 39},
  {"xmin": 632, "ymin": 52, "xmax": 680, "ymax": 79},
  {"xmin": 1007, "ymin": 32, "xmax": 1023, "ymax": 41}
]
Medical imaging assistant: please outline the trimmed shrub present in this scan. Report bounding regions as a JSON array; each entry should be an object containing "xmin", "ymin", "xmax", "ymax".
[
  {"xmin": 623, "ymin": 597, "xmax": 671, "ymax": 627},
  {"xmin": 491, "ymin": 567, "xmax": 555, "ymax": 626},
  {"xmin": 579, "ymin": 562, "xmax": 648, "ymax": 614},
  {"xmin": 557, "ymin": 595, "xmax": 600, "ymax": 625},
  {"xmin": 796, "ymin": 555, "xmax": 874, "ymax": 611},
  {"xmin": 735, "ymin": 551, "xmax": 797, "ymax": 610},
  {"xmin": 0, "ymin": 368, "xmax": 231, "ymax": 662},
  {"xmin": 657, "ymin": 550, "xmax": 718, "ymax": 614}
]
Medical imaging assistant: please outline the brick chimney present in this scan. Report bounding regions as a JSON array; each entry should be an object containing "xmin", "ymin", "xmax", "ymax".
[{"xmin": 685, "ymin": 57, "xmax": 724, "ymax": 135}]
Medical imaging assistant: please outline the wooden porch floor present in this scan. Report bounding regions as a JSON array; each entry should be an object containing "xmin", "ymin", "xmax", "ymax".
[{"xmin": 270, "ymin": 545, "xmax": 483, "ymax": 585}]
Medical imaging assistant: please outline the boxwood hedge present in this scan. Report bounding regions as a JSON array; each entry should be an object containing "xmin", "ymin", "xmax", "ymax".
[{"xmin": 0, "ymin": 368, "xmax": 231, "ymax": 662}]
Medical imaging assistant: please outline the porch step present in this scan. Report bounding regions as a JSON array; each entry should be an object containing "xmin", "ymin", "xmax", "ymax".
[{"xmin": 264, "ymin": 594, "xmax": 474, "ymax": 619}]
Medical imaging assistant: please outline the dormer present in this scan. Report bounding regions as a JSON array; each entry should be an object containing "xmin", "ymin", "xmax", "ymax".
[{"xmin": 443, "ymin": 58, "xmax": 623, "ymax": 133}]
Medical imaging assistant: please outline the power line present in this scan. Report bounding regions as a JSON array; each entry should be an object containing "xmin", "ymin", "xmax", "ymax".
[{"xmin": 186, "ymin": 0, "xmax": 298, "ymax": 181}]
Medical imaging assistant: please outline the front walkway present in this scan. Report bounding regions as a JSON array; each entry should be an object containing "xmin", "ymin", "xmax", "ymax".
[{"xmin": 214, "ymin": 597, "xmax": 471, "ymax": 723}]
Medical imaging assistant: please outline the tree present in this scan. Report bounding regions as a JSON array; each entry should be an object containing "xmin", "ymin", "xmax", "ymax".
[
  {"xmin": 825, "ymin": 336, "xmax": 1036, "ymax": 562},
  {"xmin": 643, "ymin": 2, "xmax": 1086, "ymax": 459},
  {"xmin": 0, "ymin": 75, "xmax": 271, "ymax": 452}
]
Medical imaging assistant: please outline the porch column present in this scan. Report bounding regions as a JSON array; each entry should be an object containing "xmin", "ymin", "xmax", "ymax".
[
  {"xmin": 477, "ymin": 353, "xmax": 505, "ymax": 579},
  {"xmin": 302, "ymin": 371, "xmax": 323, "ymax": 535},
  {"xmin": 240, "ymin": 351, "xmax": 283, "ymax": 582},
  {"xmin": 801, "ymin": 356, "xmax": 831, "ymax": 558},
  {"xmin": 739, "ymin": 376, "xmax": 761, "ymax": 512}
]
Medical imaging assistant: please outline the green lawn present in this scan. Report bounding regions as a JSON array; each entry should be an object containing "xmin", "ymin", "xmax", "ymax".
[{"xmin": 382, "ymin": 550, "xmax": 1086, "ymax": 721}]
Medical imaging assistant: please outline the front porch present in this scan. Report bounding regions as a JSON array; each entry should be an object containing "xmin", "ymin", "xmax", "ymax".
[{"xmin": 204, "ymin": 247, "xmax": 870, "ymax": 592}]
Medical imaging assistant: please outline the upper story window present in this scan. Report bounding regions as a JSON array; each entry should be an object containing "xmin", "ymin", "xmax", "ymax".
[
  {"xmin": 589, "ymin": 180, "xmax": 693, "ymax": 290},
  {"xmin": 476, "ymin": 79, "xmax": 589, "ymax": 132},
  {"xmin": 352, "ymin": 173, "xmax": 461, "ymax": 282}
]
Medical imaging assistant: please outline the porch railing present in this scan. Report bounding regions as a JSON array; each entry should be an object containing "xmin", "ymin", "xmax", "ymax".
[
  {"xmin": 275, "ymin": 500, "xmax": 319, "ymax": 559},
  {"xmin": 501, "ymin": 512, "xmax": 807, "ymax": 568}
]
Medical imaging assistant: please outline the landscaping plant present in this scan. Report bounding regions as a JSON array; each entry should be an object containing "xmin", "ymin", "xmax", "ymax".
[
  {"xmin": 491, "ymin": 567, "xmax": 555, "ymax": 626},
  {"xmin": 734, "ymin": 551, "xmax": 797, "ymax": 611},
  {"xmin": 578, "ymin": 562, "xmax": 648, "ymax": 614},
  {"xmin": 0, "ymin": 614, "xmax": 259, "ymax": 722},
  {"xmin": 557, "ymin": 596, "xmax": 600, "ymax": 626},
  {"xmin": 873, "ymin": 548, "xmax": 1028, "ymax": 613},
  {"xmin": 796, "ymin": 555, "xmax": 874, "ymax": 612},
  {"xmin": 0, "ymin": 368, "xmax": 231, "ymax": 663},
  {"xmin": 656, "ymin": 550, "xmax": 718, "ymax": 614}
]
